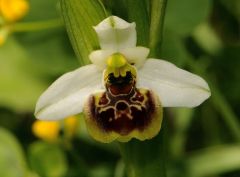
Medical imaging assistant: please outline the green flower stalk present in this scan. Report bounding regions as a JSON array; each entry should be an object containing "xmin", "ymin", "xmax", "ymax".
[{"xmin": 34, "ymin": 16, "xmax": 210, "ymax": 143}]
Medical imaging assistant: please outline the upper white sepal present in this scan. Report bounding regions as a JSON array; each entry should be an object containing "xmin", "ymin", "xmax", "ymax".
[{"xmin": 94, "ymin": 16, "xmax": 136, "ymax": 51}]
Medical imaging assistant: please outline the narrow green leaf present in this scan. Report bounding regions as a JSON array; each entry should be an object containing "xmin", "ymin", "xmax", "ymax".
[
  {"xmin": 187, "ymin": 145, "xmax": 240, "ymax": 177},
  {"xmin": 125, "ymin": 0, "xmax": 150, "ymax": 46},
  {"xmin": 60, "ymin": 0, "xmax": 107, "ymax": 65},
  {"xmin": 149, "ymin": 0, "xmax": 168, "ymax": 58},
  {"xmin": 0, "ymin": 127, "xmax": 28, "ymax": 177}
]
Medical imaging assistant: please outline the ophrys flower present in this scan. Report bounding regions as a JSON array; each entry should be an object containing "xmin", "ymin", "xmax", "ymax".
[{"xmin": 35, "ymin": 16, "xmax": 210, "ymax": 143}]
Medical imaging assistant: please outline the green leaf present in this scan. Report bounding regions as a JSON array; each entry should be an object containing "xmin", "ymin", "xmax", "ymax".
[
  {"xmin": 149, "ymin": 0, "xmax": 168, "ymax": 58},
  {"xmin": 125, "ymin": 0, "xmax": 150, "ymax": 46},
  {"xmin": 60, "ymin": 0, "xmax": 107, "ymax": 65},
  {"xmin": 28, "ymin": 141, "xmax": 68, "ymax": 177},
  {"xmin": 164, "ymin": 0, "xmax": 211, "ymax": 36},
  {"xmin": 0, "ymin": 127, "xmax": 28, "ymax": 177},
  {"xmin": 187, "ymin": 145, "xmax": 240, "ymax": 177}
]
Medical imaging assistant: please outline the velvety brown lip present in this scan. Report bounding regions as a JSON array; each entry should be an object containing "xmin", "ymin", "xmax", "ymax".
[{"xmin": 88, "ymin": 88, "xmax": 157, "ymax": 135}]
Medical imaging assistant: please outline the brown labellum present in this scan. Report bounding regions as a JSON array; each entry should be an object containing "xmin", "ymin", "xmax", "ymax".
[{"xmin": 84, "ymin": 70, "xmax": 162, "ymax": 143}]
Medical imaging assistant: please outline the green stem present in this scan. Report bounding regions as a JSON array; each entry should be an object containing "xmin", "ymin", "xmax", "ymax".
[
  {"xmin": 149, "ymin": 0, "xmax": 168, "ymax": 57},
  {"xmin": 118, "ymin": 119, "xmax": 167, "ymax": 177},
  {"xmin": 12, "ymin": 19, "xmax": 63, "ymax": 32},
  {"xmin": 114, "ymin": 160, "xmax": 125, "ymax": 177},
  {"xmin": 117, "ymin": 1, "xmax": 168, "ymax": 177}
]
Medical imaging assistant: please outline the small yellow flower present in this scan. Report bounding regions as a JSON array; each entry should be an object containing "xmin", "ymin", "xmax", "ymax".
[
  {"xmin": 32, "ymin": 120, "xmax": 60, "ymax": 142},
  {"xmin": 32, "ymin": 116, "xmax": 79, "ymax": 142},
  {"xmin": 0, "ymin": 0, "xmax": 29, "ymax": 22}
]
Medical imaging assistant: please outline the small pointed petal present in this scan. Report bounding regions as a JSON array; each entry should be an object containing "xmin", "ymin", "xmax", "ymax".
[
  {"xmin": 138, "ymin": 59, "xmax": 211, "ymax": 107},
  {"xmin": 94, "ymin": 16, "xmax": 136, "ymax": 50},
  {"xmin": 35, "ymin": 64, "xmax": 103, "ymax": 120},
  {"xmin": 120, "ymin": 47, "xmax": 150, "ymax": 68},
  {"xmin": 89, "ymin": 49, "xmax": 115, "ymax": 69}
]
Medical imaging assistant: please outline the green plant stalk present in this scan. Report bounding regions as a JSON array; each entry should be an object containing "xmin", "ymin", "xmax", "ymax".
[
  {"xmin": 12, "ymin": 19, "xmax": 63, "ymax": 32},
  {"xmin": 118, "ymin": 118, "xmax": 167, "ymax": 177},
  {"xmin": 117, "ymin": 1, "xmax": 168, "ymax": 176},
  {"xmin": 149, "ymin": 0, "xmax": 168, "ymax": 58}
]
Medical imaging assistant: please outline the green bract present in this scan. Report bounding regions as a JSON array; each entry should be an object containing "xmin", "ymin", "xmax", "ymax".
[{"xmin": 35, "ymin": 16, "xmax": 211, "ymax": 143}]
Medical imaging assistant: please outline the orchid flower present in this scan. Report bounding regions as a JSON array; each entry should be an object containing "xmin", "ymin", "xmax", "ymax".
[{"xmin": 35, "ymin": 16, "xmax": 210, "ymax": 143}]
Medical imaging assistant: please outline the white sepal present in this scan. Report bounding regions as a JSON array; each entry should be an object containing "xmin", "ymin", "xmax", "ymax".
[
  {"xmin": 35, "ymin": 64, "xmax": 103, "ymax": 120},
  {"xmin": 94, "ymin": 16, "xmax": 136, "ymax": 51},
  {"xmin": 138, "ymin": 59, "xmax": 211, "ymax": 107}
]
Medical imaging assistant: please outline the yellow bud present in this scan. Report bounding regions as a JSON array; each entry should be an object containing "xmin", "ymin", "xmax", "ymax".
[
  {"xmin": 0, "ymin": 26, "xmax": 8, "ymax": 46},
  {"xmin": 0, "ymin": 0, "xmax": 29, "ymax": 22},
  {"xmin": 63, "ymin": 116, "xmax": 79, "ymax": 138},
  {"xmin": 32, "ymin": 120, "xmax": 60, "ymax": 142},
  {"xmin": 0, "ymin": 34, "xmax": 5, "ymax": 46},
  {"xmin": 107, "ymin": 53, "xmax": 127, "ymax": 68}
]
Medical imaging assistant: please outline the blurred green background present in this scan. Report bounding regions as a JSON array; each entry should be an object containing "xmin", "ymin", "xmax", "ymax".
[{"xmin": 0, "ymin": 0, "xmax": 240, "ymax": 177}]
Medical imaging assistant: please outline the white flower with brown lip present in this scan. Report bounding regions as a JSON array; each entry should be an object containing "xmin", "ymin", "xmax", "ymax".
[{"xmin": 35, "ymin": 16, "xmax": 211, "ymax": 143}]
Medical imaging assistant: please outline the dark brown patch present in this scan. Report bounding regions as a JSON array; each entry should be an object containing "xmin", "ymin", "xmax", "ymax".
[
  {"xmin": 88, "ymin": 89, "xmax": 157, "ymax": 135},
  {"xmin": 107, "ymin": 72, "xmax": 134, "ymax": 96}
]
